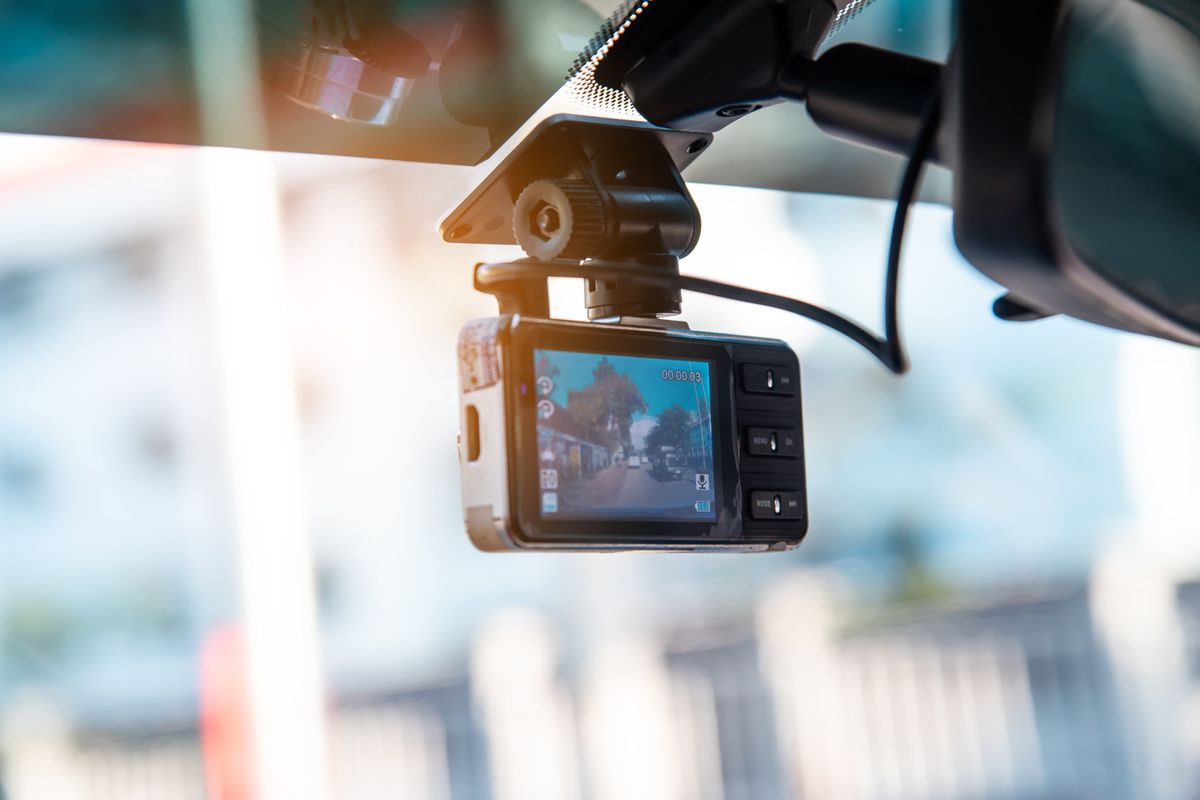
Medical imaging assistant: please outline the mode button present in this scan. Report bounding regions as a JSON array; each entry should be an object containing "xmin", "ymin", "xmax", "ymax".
[{"xmin": 749, "ymin": 491, "xmax": 804, "ymax": 520}]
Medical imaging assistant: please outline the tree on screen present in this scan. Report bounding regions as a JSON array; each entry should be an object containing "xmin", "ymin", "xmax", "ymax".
[
  {"xmin": 645, "ymin": 404, "xmax": 693, "ymax": 453},
  {"xmin": 567, "ymin": 358, "xmax": 646, "ymax": 450}
]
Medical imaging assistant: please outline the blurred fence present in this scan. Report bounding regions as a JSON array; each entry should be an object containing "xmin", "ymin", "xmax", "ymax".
[
  {"xmin": 6, "ymin": 558, "xmax": 1200, "ymax": 800},
  {"xmin": 74, "ymin": 734, "xmax": 204, "ymax": 800}
]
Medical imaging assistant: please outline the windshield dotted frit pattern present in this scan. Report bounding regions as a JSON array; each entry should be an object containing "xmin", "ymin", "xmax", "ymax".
[
  {"xmin": 565, "ymin": 0, "xmax": 646, "ymax": 117},
  {"xmin": 829, "ymin": 0, "xmax": 880, "ymax": 36}
]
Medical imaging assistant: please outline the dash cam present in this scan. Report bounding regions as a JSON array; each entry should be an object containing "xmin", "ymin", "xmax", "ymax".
[
  {"xmin": 457, "ymin": 315, "xmax": 806, "ymax": 552},
  {"xmin": 446, "ymin": 116, "xmax": 808, "ymax": 552}
]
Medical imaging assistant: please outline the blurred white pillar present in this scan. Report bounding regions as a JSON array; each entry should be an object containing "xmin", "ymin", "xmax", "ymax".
[
  {"xmin": 192, "ymin": 148, "xmax": 331, "ymax": 800},
  {"xmin": 565, "ymin": 556, "xmax": 685, "ymax": 800},
  {"xmin": 756, "ymin": 572, "xmax": 854, "ymax": 799},
  {"xmin": 0, "ymin": 691, "xmax": 85, "ymax": 800},
  {"xmin": 1091, "ymin": 544, "xmax": 1190, "ymax": 800},
  {"xmin": 471, "ymin": 610, "xmax": 582, "ymax": 800},
  {"xmin": 670, "ymin": 671, "xmax": 725, "ymax": 800},
  {"xmin": 185, "ymin": 2, "xmax": 331, "ymax": 798},
  {"xmin": 1115, "ymin": 338, "xmax": 1200, "ymax": 570},
  {"xmin": 579, "ymin": 636, "xmax": 685, "ymax": 800}
]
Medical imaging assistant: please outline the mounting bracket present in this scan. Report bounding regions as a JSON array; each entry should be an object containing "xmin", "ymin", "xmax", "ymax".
[{"xmin": 441, "ymin": 114, "xmax": 711, "ymax": 320}]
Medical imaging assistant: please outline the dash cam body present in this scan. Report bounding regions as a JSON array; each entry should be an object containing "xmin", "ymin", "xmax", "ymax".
[{"xmin": 457, "ymin": 315, "xmax": 807, "ymax": 552}]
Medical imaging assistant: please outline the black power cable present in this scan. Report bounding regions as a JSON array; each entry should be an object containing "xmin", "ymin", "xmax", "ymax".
[
  {"xmin": 882, "ymin": 81, "xmax": 944, "ymax": 374},
  {"xmin": 476, "ymin": 259, "xmax": 891, "ymax": 358},
  {"xmin": 477, "ymin": 85, "xmax": 944, "ymax": 374}
]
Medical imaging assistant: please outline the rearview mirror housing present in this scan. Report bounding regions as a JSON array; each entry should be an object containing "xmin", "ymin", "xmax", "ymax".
[{"xmin": 952, "ymin": 0, "xmax": 1200, "ymax": 345}]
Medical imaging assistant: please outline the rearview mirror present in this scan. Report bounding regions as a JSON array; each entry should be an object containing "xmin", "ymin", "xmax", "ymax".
[{"xmin": 953, "ymin": 0, "xmax": 1200, "ymax": 345}]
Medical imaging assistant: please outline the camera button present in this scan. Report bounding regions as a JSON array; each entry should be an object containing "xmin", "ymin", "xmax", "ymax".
[
  {"xmin": 742, "ymin": 364, "xmax": 796, "ymax": 395},
  {"xmin": 746, "ymin": 427, "xmax": 800, "ymax": 457},
  {"xmin": 749, "ymin": 491, "xmax": 804, "ymax": 520}
]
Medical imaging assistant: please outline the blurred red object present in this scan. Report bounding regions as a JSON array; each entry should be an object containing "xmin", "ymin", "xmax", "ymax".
[{"xmin": 200, "ymin": 624, "xmax": 257, "ymax": 800}]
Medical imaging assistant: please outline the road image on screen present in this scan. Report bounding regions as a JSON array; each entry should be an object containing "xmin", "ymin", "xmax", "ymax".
[{"xmin": 533, "ymin": 349, "xmax": 717, "ymax": 521}]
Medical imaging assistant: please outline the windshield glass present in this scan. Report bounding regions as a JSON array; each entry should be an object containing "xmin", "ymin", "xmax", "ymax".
[
  {"xmin": 0, "ymin": 0, "xmax": 954, "ymax": 199},
  {"xmin": 1, "ymin": 131, "xmax": 1197, "ymax": 799}
]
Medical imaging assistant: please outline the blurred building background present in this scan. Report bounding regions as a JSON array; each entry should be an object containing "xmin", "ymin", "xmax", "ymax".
[{"xmin": 1, "ymin": 3, "xmax": 1200, "ymax": 794}]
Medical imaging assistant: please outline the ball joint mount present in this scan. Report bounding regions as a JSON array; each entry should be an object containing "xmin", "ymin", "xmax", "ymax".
[{"xmin": 439, "ymin": 115, "xmax": 711, "ymax": 320}]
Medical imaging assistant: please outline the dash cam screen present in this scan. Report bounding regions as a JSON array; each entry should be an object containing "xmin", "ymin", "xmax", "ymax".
[{"xmin": 532, "ymin": 349, "xmax": 717, "ymax": 521}]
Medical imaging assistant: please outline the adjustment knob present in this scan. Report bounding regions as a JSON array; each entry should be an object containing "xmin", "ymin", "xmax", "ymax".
[{"xmin": 513, "ymin": 179, "xmax": 606, "ymax": 261}]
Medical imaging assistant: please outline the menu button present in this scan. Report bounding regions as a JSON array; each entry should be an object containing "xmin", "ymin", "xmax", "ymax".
[{"xmin": 746, "ymin": 427, "xmax": 800, "ymax": 457}]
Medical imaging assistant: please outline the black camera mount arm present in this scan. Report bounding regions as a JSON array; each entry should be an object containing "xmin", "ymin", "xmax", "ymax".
[
  {"xmin": 470, "ymin": 73, "xmax": 943, "ymax": 377},
  {"xmin": 442, "ymin": 0, "xmax": 951, "ymax": 374},
  {"xmin": 441, "ymin": 115, "xmax": 711, "ymax": 320},
  {"xmin": 576, "ymin": 0, "xmax": 945, "ymax": 164},
  {"xmin": 547, "ymin": 0, "xmax": 951, "ymax": 374},
  {"xmin": 442, "ymin": 95, "xmax": 943, "ymax": 375}
]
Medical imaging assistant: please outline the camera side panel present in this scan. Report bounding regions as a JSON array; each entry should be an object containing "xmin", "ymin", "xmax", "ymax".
[{"xmin": 458, "ymin": 318, "xmax": 517, "ymax": 551}]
